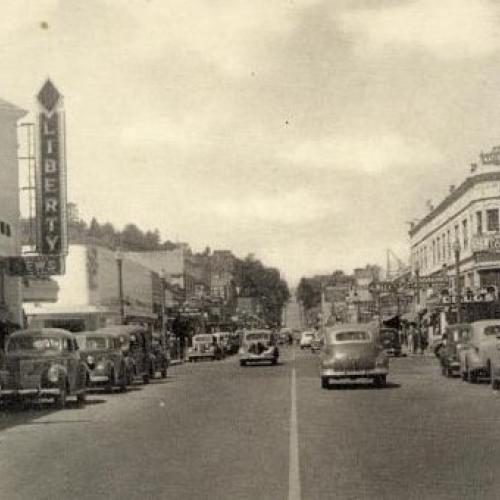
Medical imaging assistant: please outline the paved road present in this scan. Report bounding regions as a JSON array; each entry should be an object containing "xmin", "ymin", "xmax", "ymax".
[{"xmin": 1, "ymin": 347, "xmax": 500, "ymax": 499}]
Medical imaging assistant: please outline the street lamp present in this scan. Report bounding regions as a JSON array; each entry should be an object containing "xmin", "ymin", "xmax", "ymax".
[
  {"xmin": 452, "ymin": 240, "xmax": 461, "ymax": 323},
  {"xmin": 115, "ymin": 248, "xmax": 125, "ymax": 324}
]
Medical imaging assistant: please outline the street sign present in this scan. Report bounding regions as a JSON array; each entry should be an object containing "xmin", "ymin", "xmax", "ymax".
[
  {"xmin": 8, "ymin": 255, "xmax": 65, "ymax": 276},
  {"xmin": 409, "ymin": 276, "xmax": 449, "ymax": 288},
  {"xmin": 368, "ymin": 281, "xmax": 397, "ymax": 293}
]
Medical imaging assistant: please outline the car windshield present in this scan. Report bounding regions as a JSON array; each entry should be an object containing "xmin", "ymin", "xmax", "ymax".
[
  {"xmin": 484, "ymin": 325, "xmax": 500, "ymax": 336},
  {"xmin": 8, "ymin": 336, "xmax": 63, "ymax": 353},
  {"xmin": 333, "ymin": 331, "xmax": 370, "ymax": 342},
  {"xmin": 78, "ymin": 336, "xmax": 108, "ymax": 350},
  {"xmin": 194, "ymin": 335, "xmax": 213, "ymax": 343},
  {"xmin": 245, "ymin": 333, "xmax": 270, "ymax": 341}
]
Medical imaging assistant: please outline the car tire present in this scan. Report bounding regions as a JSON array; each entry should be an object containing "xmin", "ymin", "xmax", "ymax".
[
  {"xmin": 272, "ymin": 358, "xmax": 278, "ymax": 365},
  {"xmin": 446, "ymin": 367, "xmax": 453, "ymax": 378},
  {"xmin": 105, "ymin": 370, "xmax": 114, "ymax": 393},
  {"xmin": 240, "ymin": 360, "xmax": 246, "ymax": 367},
  {"xmin": 54, "ymin": 380, "xmax": 67, "ymax": 409},
  {"xmin": 468, "ymin": 368, "xmax": 478, "ymax": 384},
  {"xmin": 374, "ymin": 375, "xmax": 387, "ymax": 388},
  {"xmin": 143, "ymin": 373, "xmax": 150, "ymax": 384},
  {"xmin": 76, "ymin": 391, "xmax": 87, "ymax": 407},
  {"xmin": 321, "ymin": 377, "xmax": 329, "ymax": 389}
]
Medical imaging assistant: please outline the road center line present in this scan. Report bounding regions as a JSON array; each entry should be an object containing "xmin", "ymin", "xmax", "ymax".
[{"xmin": 288, "ymin": 349, "xmax": 301, "ymax": 500}]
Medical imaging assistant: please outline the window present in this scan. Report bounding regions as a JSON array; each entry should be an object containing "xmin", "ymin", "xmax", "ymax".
[
  {"xmin": 477, "ymin": 211, "xmax": 483, "ymax": 234},
  {"xmin": 487, "ymin": 209, "xmax": 499, "ymax": 232},
  {"xmin": 437, "ymin": 237, "xmax": 441, "ymax": 262},
  {"xmin": 454, "ymin": 224, "xmax": 460, "ymax": 249},
  {"xmin": 463, "ymin": 219, "xmax": 468, "ymax": 249},
  {"xmin": 432, "ymin": 240, "xmax": 436, "ymax": 265},
  {"xmin": 447, "ymin": 229, "xmax": 451, "ymax": 259},
  {"xmin": 442, "ymin": 234, "xmax": 446, "ymax": 262},
  {"xmin": 0, "ymin": 222, "xmax": 4, "ymax": 235},
  {"xmin": 5, "ymin": 224, "xmax": 10, "ymax": 237}
]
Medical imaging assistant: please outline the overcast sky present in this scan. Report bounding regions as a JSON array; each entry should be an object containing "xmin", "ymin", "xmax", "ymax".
[{"xmin": 3, "ymin": 0, "xmax": 500, "ymax": 284}]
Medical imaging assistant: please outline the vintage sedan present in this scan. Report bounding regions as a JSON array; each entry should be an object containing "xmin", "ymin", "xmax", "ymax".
[
  {"xmin": 187, "ymin": 334, "xmax": 218, "ymax": 362},
  {"xmin": 319, "ymin": 324, "xmax": 388, "ymax": 389},
  {"xmin": 379, "ymin": 328, "xmax": 402, "ymax": 357},
  {"xmin": 239, "ymin": 330, "xmax": 279, "ymax": 366},
  {"xmin": 459, "ymin": 320, "xmax": 500, "ymax": 383},
  {"xmin": 300, "ymin": 331, "xmax": 315, "ymax": 349},
  {"xmin": 150, "ymin": 331, "xmax": 169, "ymax": 378},
  {"xmin": 98, "ymin": 325, "xmax": 153, "ymax": 384},
  {"xmin": 438, "ymin": 323, "xmax": 471, "ymax": 378},
  {"xmin": 0, "ymin": 328, "xmax": 88, "ymax": 408},
  {"xmin": 76, "ymin": 330, "xmax": 128, "ymax": 392}
]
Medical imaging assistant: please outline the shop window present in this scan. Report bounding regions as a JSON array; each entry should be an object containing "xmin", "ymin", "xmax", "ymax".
[
  {"xmin": 487, "ymin": 209, "xmax": 499, "ymax": 232},
  {"xmin": 476, "ymin": 211, "xmax": 483, "ymax": 234},
  {"xmin": 0, "ymin": 222, "xmax": 4, "ymax": 235},
  {"xmin": 5, "ymin": 224, "xmax": 10, "ymax": 237}
]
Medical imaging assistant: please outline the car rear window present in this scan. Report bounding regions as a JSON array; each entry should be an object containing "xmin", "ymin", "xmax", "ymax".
[
  {"xmin": 335, "ymin": 331, "xmax": 370, "ymax": 342},
  {"xmin": 484, "ymin": 325, "xmax": 500, "ymax": 336}
]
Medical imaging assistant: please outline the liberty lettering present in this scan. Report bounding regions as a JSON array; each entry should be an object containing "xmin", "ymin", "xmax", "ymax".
[
  {"xmin": 44, "ymin": 158, "xmax": 57, "ymax": 173},
  {"xmin": 45, "ymin": 198, "xmax": 58, "ymax": 213},
  {"xmin": 45, "ymin": 217, "xmax": 58, "ymax": 232},
  {"xmin": 45, "ymin": 235, "xmax": 59, "ymax": 252}
]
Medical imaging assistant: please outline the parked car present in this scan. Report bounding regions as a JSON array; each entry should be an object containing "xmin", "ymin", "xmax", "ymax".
[
  {"xmin": 187, "ymin": 334, "xmax": 219, "ymax": 362},
  {"xmin": 279, "ymin": 328, "xmax": 292, "ymax": 345},
  {"xmin": 239, "ymin": 330, "xmax": 279, "ymax": 366},
  {"xmin": 459, "ymin": 320, "xmax": 500, "ymax": 383},
  {"xmin": 76, "ymin": 330, "xmax": 128, "ymax": 392},
  {"xmin": 438, "ymin": 323, "xmax": 471, "ymax": 378},
  {"xmin": 319, "ymin": 323, "xmax": 388, "ymax": 389},
  {"xmin": 0, "ymin": 328, "xmax": 88, "ymax": 408},
  {"xmin": 311, "ymin": 331, "xmax": 324, "ymax": 353},
  {"xmin": 150, "ymin": 331, "xmax": 169, "ymax": 378},
  {"xmin": 300, "ymin": 331, "xmax": 315, "ymax": 349},
  {"xmin": 227, "ymin": 331, "xmax": 241, "ymax": 355},
  {"xmin": 379, "ymin": 328, "xmax": 402, "ymax": 357},
  {"xmin": 102, "ymin": 325, "xmax": 153, "ymax": 384}
]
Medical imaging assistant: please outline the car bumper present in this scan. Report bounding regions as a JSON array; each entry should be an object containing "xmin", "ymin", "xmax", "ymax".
[
  {"xmin": 240, "ymin": 354, "xmax": 277, "ymax": 362},
  {"xmin": 188, "ymin": 353, "xmax": 214, "ymax": 359},
  {"xmin": 0, "ymin": 387, "xmax": 62, "ymax": 398},
  {"xmin": 321, "ymin": 367, "xmax": 388, "ymax": 378}
]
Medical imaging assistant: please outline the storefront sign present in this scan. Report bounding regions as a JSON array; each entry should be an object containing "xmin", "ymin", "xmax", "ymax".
[
  {"xmin": 471, "ymin": 235, "xmax": 500, "ymax": 253},
  {"xmin": 36, "ymin": 79, "xmax": 68, "ymax": 257},
  {"xmin": 8, "ymin": 256, "xmax": 64, "ymax": 277}
]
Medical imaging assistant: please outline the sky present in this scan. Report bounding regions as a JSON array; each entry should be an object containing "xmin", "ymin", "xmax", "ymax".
[{"xmin": 3, "ymin": 0, "xmax": 500, "ymax": 285}]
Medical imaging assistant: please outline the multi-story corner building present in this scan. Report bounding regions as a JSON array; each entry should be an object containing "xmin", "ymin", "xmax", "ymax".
[
  {"xmin": 0, "ymin": 98, "xmax": 27, "ymax": 338},
  {"xmin": 409, "ymin": 159, "xmax": 500, "ymax": 295}
]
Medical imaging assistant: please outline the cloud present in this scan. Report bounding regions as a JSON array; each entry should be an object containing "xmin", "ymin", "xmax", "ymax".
[
  {"xmin": 282, "ymin": 133, "xmax": 442, "ymax": 174},
  {"xmin": 340, "ymin": 0, "xmax": 500, "ymax": 59},
  {"xmin": 205, "ymin": 190, "xmax": 336, "ymax": 225}
]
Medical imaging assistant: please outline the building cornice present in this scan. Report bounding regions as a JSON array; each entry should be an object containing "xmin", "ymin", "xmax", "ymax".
[{"xmin": 409, "ymin": 171, "xmax": 500, "ymax": 237}]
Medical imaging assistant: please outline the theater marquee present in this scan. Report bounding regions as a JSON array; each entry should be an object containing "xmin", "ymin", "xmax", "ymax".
[{"xmin": 36, "ymin": 79, "xmax": 68, "ymax": 266}]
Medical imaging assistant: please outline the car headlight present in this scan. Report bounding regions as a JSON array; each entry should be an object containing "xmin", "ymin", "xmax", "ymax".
[
  {"xmin": 239, "ymin": 348, "xmax": 246, "ymax": 354},
  {"xmin": 47, "ymin": 365, "xmax": 59, "ymax": 383},
  {"xmin": 86, "ymin": 355, "xmax": 94, "ymax": 365}
]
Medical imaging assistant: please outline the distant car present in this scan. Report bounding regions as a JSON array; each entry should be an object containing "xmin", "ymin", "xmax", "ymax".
[
  {"xmin": 311, "ymin": 332, "xmax": 324, "ymax": 353},
  {"xmin": 239, "ymin": 330, "xmax": 279, "ymax": 366},
  {"xmin": 438, "ymin": 323, "xmax": 471, "ymax": 378},
  {"xmin": 188, "ymin": 334, "xmax": 219, "ymax": 362},
  {"xmin": 379, "ymin": 328, "xmax": 402, "ymax": 357},
  {"xmin": 76, "ymin": 330, "xmax": 128, "ymax": 392},
  {"xmin": 0, "ymin": 328, "xmax": 88, "ymax": 408},
  {"xmin": 319, "ymin": 324, "xmax": 389, "ymax": 389},
  {"xmin": 279, "ymin": 328, "xmax": 292, "ymax": 345},
  {"xmin": 151, "ymin": 331, "xmax": 170, "ymax": 378},
  {"xmin": 300, "ymin": 331, "xmax": 315, "ymax": 349},
  {"xmin": 459, "ymin": 320, "xmax": 500, "ymax": 383}
]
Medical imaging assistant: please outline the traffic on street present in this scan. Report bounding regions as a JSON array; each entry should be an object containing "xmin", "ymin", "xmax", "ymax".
[{"xmin": 2, "ymin": 340, "xmax": 500, "ymax": 500}]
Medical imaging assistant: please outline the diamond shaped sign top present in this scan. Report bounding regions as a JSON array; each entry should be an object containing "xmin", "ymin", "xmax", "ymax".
[{"xmin": 37, "ymin": 79, "xmax": 61, "ymax": 112}]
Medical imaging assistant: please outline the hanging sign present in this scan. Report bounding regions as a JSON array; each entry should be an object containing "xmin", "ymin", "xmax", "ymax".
[{"xmin": 36, "ymin": 79, "xmax": 68, "ymax": 257}]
